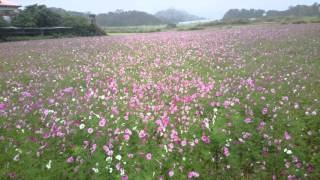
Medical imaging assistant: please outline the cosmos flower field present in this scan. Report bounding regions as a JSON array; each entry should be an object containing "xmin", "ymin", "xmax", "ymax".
[{"xmin": 0, "ymin": 24, "xmax": 319, "ymax": 179}]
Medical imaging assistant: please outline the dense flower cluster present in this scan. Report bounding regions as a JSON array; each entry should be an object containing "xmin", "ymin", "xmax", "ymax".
[{"xmin": 0, "ymin": 24, "xmax": 319, "ymax": 179}]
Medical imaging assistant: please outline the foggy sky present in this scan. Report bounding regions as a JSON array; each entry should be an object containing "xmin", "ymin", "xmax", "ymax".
[{"xmin": 17, "ymin": 0, "xmax": 320, "ymax": 19}]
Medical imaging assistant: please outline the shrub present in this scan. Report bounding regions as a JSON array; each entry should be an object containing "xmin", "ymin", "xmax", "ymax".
[{"xmin": 0, "ymin": 17, "xmax": 9, "ymax": 27}]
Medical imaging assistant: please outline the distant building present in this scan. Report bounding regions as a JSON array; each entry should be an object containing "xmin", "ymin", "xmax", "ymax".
[
  {"xmin": 89, "ymin": 14, "xmax": 97, "ymax": 25},
  {"xmin": 0, "ymin": 0, "xmax": 21, "ymax": 23}
]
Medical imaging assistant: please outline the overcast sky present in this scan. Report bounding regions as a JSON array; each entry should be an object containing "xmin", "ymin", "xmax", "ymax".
[{"xmin": 17, "ymin": 0, "xmax": 320, "ymax": 19}]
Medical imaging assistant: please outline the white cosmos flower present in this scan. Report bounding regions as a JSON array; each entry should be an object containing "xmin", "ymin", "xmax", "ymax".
[
  {"xmin": 99, "ymin": 95, "xmax": 105, "ymax": 100},
  {"xmin": 79, "ymin": 124, "xmax": 85, "ymax": 129},
  {"xmin": 120, "ymin": 169, "xmax": 125, "ymax": 176},
  {"xmin": 46, "ymin": 160, "xmax": 52, "ymax": 169},
  {"xmin": 13, "ymin": 154, "xmax": 20, "ymax": 161},
  {"xmin": 311, "ymin": 111, "xmax": 317, "ymax": 116},
  {"xmin": 115, "ymin": 155, "xmax": 122, "ymax": 161},
  {"xmin": 106, "ymin": 157, "xmax": 112, "ymax": 163},
  {"xmin": 92, "ymin": 167, "xmax": 99, "ymax": 173}
]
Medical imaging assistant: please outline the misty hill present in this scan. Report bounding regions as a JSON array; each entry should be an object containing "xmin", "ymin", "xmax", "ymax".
[
  {"xmin": 155, "ymin": 9, "xmax": 203, "ymax": 23},
  {"xmin": 223, "ymin": 3, "xmax": 320, "ymax": 20},
  {"xmin": 96, "ymin": 10, "xmax": 163, "ymax": 26},
  {"xmin": 49, "ymin": 7, "xmax": 90, "ymax": 18}
]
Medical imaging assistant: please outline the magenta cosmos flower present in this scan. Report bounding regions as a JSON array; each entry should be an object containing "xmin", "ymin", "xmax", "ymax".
[
  {"xmin": 224, "ymin": 147, "xmax": 230, "ymax": 157},
  {"xmin": 0, "ymin": 103, "xmax": 6, "ymax": 110}
]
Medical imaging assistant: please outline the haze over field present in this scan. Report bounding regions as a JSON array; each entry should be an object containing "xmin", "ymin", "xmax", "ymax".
[{"xmin": 18, "ymin": 0, "xmax": 320, "ymax": 19}]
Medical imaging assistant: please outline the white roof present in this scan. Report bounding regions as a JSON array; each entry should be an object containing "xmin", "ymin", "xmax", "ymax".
[{"xmin": 0, "ymin": 0, "xmax": 20, "ymax": 7}]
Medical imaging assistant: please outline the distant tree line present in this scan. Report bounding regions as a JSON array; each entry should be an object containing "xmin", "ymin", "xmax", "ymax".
[
  {"xmin": 1, "ymin": 6, "xmax": 203, "ymax": 28},
  {"xmin": 96, "ymin": 9, "xmax": 203, "ymax": 26},
  {"xmin": 96, "ymin": 10, "xmax": 163, "ymax": 26},
  {"xmin": 223, "ymin": 9, "xmax": 265, "ymax": 20},
  {"xmin": 267, "ymin": 3, "xmax": 320, "ymax": 18},
  {"xmin": 155, "ymin": 9, "xmax": 203, "ymax": 23},
  {"xmin": 223, "ymin": 3, "xmax": 320, "ymax": 20},
  {"xmin": 0, "ymin": 4, "xmax": 105, "ymax": 36}
]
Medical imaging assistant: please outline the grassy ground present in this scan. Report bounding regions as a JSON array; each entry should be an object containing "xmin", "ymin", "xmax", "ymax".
[{"xmin": 0, "ymin": 24, "xmax": 319, "ymax": 179}]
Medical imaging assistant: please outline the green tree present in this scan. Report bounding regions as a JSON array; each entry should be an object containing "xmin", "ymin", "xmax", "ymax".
[
  {"xmin": 0, "ymin": 17, "xmax": 9, "ymax": 27},
  {"xmin": 12, "ymin": 4, "xmax": 62, "ymax": 27}
]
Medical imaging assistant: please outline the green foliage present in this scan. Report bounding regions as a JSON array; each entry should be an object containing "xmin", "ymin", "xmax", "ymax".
[
  {"xmin": 0, "ymin": 17, "xmax": 9, "ymax": 27},
  {"xmin": 155, "ymin": 8, "xmax": 203, "ymax": 23},
  {"xmin": 8, "ymin": 4, "xmax": 105, "ymax": 37},
  {"xmin": 166, "ymin": 23, "xmax": 177, "ymax": 29},
  {"xmin": 267, "ymin": 3, "xmax": 320, "ymax": 18},
  {"xmin": 222, "ymin": 3, "xmax": 320, "ymax": 21},
  {"xmin": 61, "ymin": 15, "xmax": 89, "ymax": 27},
  {"xmin": 223, "ymin": 9, "xmax": 265, "ymax": 20},
  {"xmin": 96, "ymin": 10, "xmax": 164, "ymax": 27},
  {"xmin": 12, "ymin": 4, "xmax": 62, "ymax": 27}
]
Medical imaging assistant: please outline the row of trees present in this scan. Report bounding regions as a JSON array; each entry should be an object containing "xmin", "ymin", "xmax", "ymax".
[
  {"xmin": 223, "ymin": 9, "xmax": 265, "ymax": 20},
  {"xmin": 155, "ymin": 9, "xmax": 203, "ymax": 23},
  {"xmin": 267, "ymin": 4, "xmax": 320, "ymax": 18},
  {"xmin": 95, "ymin": 9, "xmax": 203, "ymax": 26},
  {"xmin": 96, "ymin": 10, "xmax": 163, "ymax": 26},
  {"xmin": 223, "ymin": 3, "xmax": 320, "ymax": 20},
  {"xmin": 1, "ymin": 4, "xmax": 105, "ymax": 36}
]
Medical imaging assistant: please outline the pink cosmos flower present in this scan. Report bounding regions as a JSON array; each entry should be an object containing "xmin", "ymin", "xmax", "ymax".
[
  {"xmin": 128, "ymin": 153, "xmax": 133, "ymax": 158},
  {"xmin": 124, "ymin": 134, "xmax": 130, "ymax": 141},
  {"xmin": 83, "ymin": 141, "xmax": 89, "ymax": 149},
  {"xmin": 146, "ymin": 153, "xmax": 152, "ymax": 160},
  {"xmin": 114, "ymin": 128, "xmax": 121, "ymax": 135},
  {"xmin": 258, "ymin": 121, "xmax": 266, "ymax": 130},
  {"xmin": 122, "ymin": 175, "xmax": 128, "ymax": 180},
  {"xmin": 284, "ymin": 131, "xmax": 291, "ymax": 140},
  {"xmin": 188, "ymin": 171, "xmax": 200, "ymax": 178},
  {"xmin": 43, "ymin": 133, "xmax": 50, "ymax": 139},
  {"xmin": 162, "ymin": 117, "xmax": 170, "ymax": 127},
  {"xmin": 224, "ymin": 147, "xmax": 230, "ymax": 157},
  {"xmin": 215, "ymin": 91, "xmax": 222, "ymax": 97},
  {"xmin": 201, "ymin": 135, "xmax": 210, "ymax": 144},
  {"xmin": 63, "ymin": 87, "xmax": 74, "ymax": 93},
  {"xmin": 224, "ymin": 101, "xmax": 231, "ymax": 108},
  {"xmin": 287, "ymin": 175, "xmax": 294, "ymax": 180},
  {"xmin": 87, "ymin": 128, "xmax": 94, "ymax": 134},
  {"xmin": 21, "ymin": 91, "xmax": 32, "ymax": 97},
  {"xmin": 296, "ymin": 162, "xmax": 302, "ymax": 168},
  {"xmin": 262, "ymin": 107, "xmax": 268, "ymax": 115},
  {"xmin": 210, "ymin": 101, "xmax": 216, "ymax": 107},
  {"xmin": 216, "ymin": 102, "xmax": 221, "ymax": 107},
  {"xmin": 282, "ymin": 96, "xmax": 289, "ymax": 101},
  {"xmin": 90, "ymin": 144, "xmax": 97, "ymax": 153},
  {"xmin": 48, "ymin": 98, "xmax": 55, "ymax": 104},
  {"xmin": 67, "ymin": 156, "xmax": 74, "ymax": 163},
  {"xmin": 125, "ymin": 128, "xmax": 132, "ymax": 135},
  {"xmin": 99, "ymin": 118, "xmax": 106, "ymax": 127},
  {"xmin": 103, "ymin": 145, "xmax": 109, "ymax": 154},
  {"xmin": 244, "ymin": 118, "xmax": 252, "ymax": 123},
  {"xmin": 139, "ymin": 130, "xmax": 147, "ymax": 139},
  {"xmin": 168, "ymin": 170, "xmax": 174, "ymax": 177},
  {"xmin": 307, "ymin": 164, "xmax": 314, "ymax": 173}
]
